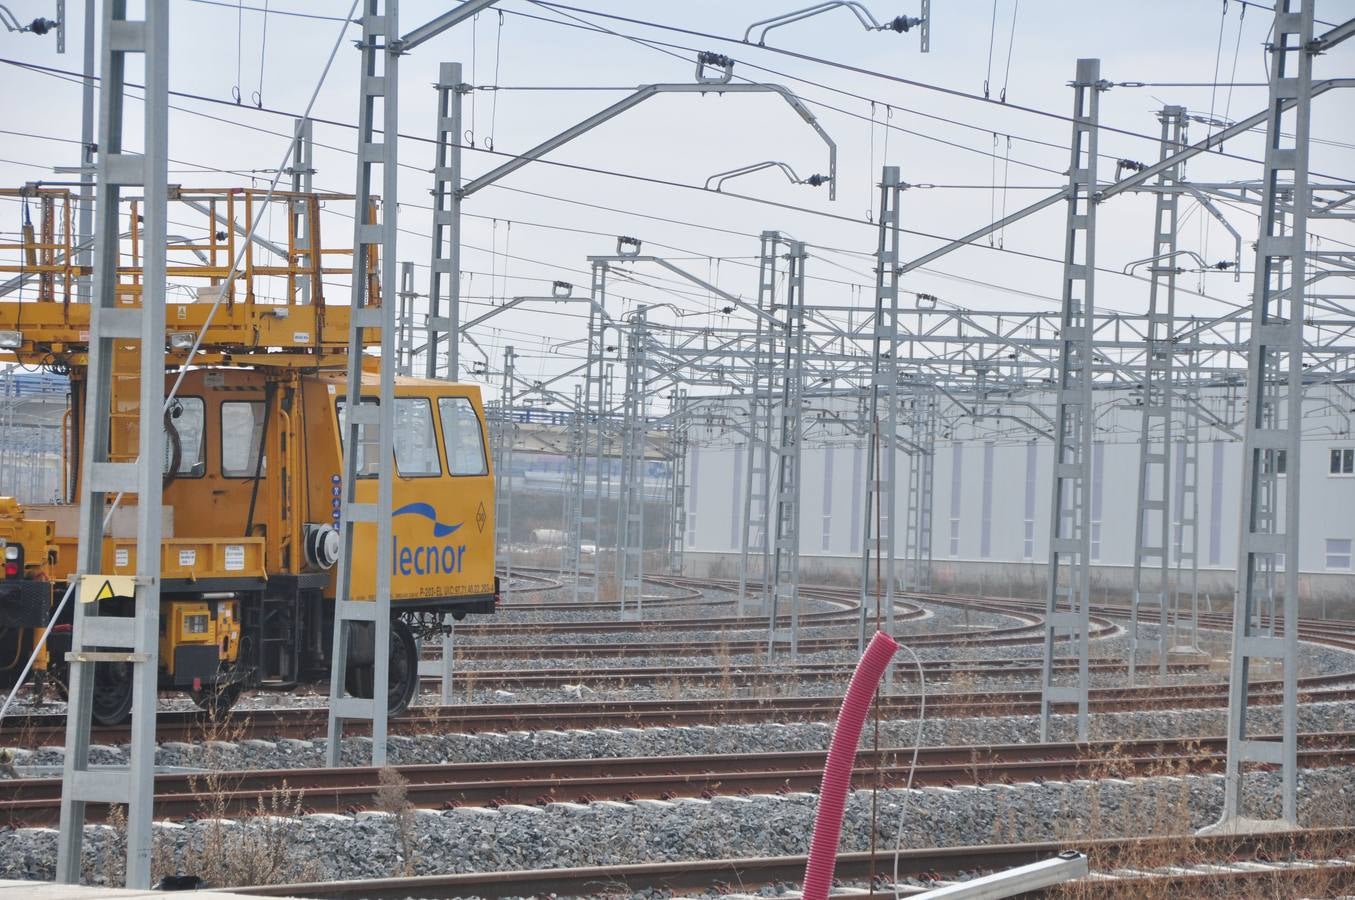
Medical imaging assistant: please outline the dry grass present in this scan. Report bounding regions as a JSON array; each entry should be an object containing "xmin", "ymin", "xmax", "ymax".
[
  {"xmin": 375, "ymin": 766, "xmax": 417, "ymax": 876},
  {"xmin": 109, "ymin": 711, "xmax": 326, "ymax": 889},
  {"xmin": 1040, "ymin": 741, "xmax": 1355, "ymax": 899}
]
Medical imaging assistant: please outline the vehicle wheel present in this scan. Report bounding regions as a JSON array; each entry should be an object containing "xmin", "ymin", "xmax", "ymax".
[
  {"xmin": 91, "ymin": 661, "xmax": 134, "ymax": 726},
  {"xmin": 343, "ymin": 619, "xmax": 418, "ymax": 716},
  {"xmin": 191, "ymin": 681, "xmax": 242, "ymax": 719}
]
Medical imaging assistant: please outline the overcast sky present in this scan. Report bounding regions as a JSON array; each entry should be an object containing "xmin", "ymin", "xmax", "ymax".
[{"xmin": 2, "ymin": 1, "xmax": 1353, "ymax": 406}]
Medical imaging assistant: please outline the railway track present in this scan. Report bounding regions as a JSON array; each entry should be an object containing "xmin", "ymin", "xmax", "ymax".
[
  {"xmin": 5, "ymin": 731, "xmax": 1353, "ymax": 826},
  {"xmin": 226, "ymin": 828, "xmax": 1355, "ymax": 899},
  {"xmin": 410, "ymin": 657, "xmax": 1216, "ymax": 690},
  {"xmin": 7, "ymin": 674, "xmax": 1354, "ymax": 747}
]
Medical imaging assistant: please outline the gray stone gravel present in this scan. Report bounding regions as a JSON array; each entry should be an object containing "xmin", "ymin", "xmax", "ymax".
[
  {"xmin": 10, "ymin": 700, "xmax": 1355, "ymax": 774},
  {"xmin": 2, "ymin": 765, "xmax": 1351, "ymax": 886}
]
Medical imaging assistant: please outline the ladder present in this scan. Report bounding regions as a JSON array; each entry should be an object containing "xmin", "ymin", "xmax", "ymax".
[
  {"xmin": 767, "ymin": 242, "xmax": 807, "ymax": 660},
  {"xmin": 616, "ymin": 315, "xmax": 648, "ymax": 618},
  {"xmin": 1209, "ymin": 0, "xmax": 1315, "ymax": 832},
  {"xmin": 57, "ymin": 1, "xmax": 170, "ymax": 888},
  {"xmin": 1039, "ymin": 59, "xmax": 1105, "ymax": 743},
  {"xmin": 858, "ymin": 167, "xmax": 903, "ymax": 654},
  {"xmin": 667, "ymin": 397, "xmax": 689, "ymax": 575},
  {"xmin": 1171, "ymin": 394, "xmax": 1202, "ymax": 653},
  {"xmin": 738, "ymin": 231, "xmax": 780, "ymax": 616},
  {"xmin": 1128, "ymin": 106, "xmax": 1186, "ymax": 683},
  {"xmin": 903, "ymin": 384, "xmax": 937, "ymax": 593},
  {"xmin": 326, "ymin": 0, "xmax": 401, "ymax": 768}
]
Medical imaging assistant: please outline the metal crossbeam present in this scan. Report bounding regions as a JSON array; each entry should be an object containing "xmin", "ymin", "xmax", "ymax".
[
  {"xmin": 57, "ymin": 1, "xmax": 170, "ymax": 888},
  {"xmin": 1039, "ymin": 59, "xmax": 1104, "ymax": 744},
  {"xmin": 326, "ymin": 0, "xmax": 400, "ymax": 768},
  {"xmin": 1128, "ymin": 105, "xmax": 1186, "ymax": 684},
  {"xmin": 1207, "ymin": 0, "xmax": 1315, "ymax": 833}
]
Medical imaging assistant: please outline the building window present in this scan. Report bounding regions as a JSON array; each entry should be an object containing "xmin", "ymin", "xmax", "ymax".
[
  {"xmin": 1327, "ymin": 538, "xmax": 1353, "ymax": 571},
  {"xmin": 1263, "ymin": 448, "xmax": 1287, "ymax": 476},
  {"xmin": 1330, "ymin": 448, "xmax": 1354, "ymax": 477}
]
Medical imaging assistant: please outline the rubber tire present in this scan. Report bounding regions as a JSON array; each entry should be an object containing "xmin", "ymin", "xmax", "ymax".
[
  {"xmin": 343, "ymin": 619, "xmax": 418, "ymax": 716},
  {"xmin": 191, "ymin": 681, "xmax": 243, "ymax": 719},
  {"xmin": 91, "ymin": 661, "xmax": 135, "ymax": 726}
]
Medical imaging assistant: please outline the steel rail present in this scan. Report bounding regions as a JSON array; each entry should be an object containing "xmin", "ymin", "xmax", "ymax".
[
  {"xmin": 7, "ymin": 675, "xmax": 1354, "ymax": 748},
  {"xmin": 5, "ymin": 732, "xmax": 1353, "ymax": 826}
]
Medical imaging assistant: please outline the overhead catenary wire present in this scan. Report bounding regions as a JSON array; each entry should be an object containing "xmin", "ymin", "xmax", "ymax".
[
  {"xmin": 5, "ymin": 53, "xmax": 1283, "ymax": 313},
  {"xmin": 520, "ymin": 0, "xmax": 1329, "ymax": 172}
]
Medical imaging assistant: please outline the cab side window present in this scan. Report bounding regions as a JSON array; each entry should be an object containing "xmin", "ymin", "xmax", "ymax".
[
  {"xmin": 335, "ymin": 399, "xmax": 382, "ymax": 478},
  {"xmin": 394, "ymin": 398, "xmax": 441, "ymax": 477},
  {"xmin": 221, "ymin": 401, "xmax": 267, "ymax": 478},
  {"xmin": 171, "ymin": 397, "xmax": 206, "ymax": 477},
  {"xmin": 438, "ymin": 397, "xmax": 488, "ymax": 476}
]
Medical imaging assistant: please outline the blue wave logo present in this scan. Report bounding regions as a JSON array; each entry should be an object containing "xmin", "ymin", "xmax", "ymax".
[{"xmin": 392, "ymin": 502, "xmax": 462, "ymax": 538}]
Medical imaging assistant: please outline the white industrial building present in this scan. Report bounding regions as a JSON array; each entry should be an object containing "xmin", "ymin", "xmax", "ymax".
[{"xmin": 680, "ymin": 382, "xmax": 1355, "ymax": 610}]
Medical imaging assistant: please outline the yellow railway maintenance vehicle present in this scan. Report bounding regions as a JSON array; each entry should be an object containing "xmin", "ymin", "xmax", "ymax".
[{"xmin": 0, "ymin": 186, "xmax": 498, "ymax": 723}]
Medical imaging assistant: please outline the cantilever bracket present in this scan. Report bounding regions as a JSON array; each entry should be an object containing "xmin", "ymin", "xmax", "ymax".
[
  {"xmin": 460, "ymin": 81, "xmax": 838, "ymax": 201},
  {"xmin": 704, "ymin": 160, "xmax": 828, "ymax": 192},
  {"xmin": 744, "ymin": 2, "xmax": 927, "ymax": 52}
]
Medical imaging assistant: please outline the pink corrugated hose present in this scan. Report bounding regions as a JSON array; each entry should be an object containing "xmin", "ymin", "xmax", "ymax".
[{"xmin": 801, "ymin": 629, "xmax": 900, "ymax": 900}]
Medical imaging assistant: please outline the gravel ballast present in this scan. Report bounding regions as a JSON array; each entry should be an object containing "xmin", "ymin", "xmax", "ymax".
[{"xmin": 2, "ymin": 765, "xmax": 1351, "ymax": 884}]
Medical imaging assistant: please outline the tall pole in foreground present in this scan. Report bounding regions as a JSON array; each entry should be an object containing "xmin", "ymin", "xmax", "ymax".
[
  {"xmin": 57, "ymin": 0, "xmax": 169, "ymax": 887},
  {"xmin": 1039, "ymin": 59, "xmax": 1103, "ymax": 743},
  {"xmin": 1205, "ymin": 0, "xmax": 1313, "ymax": 834},
  {"xmin": 327, "ymin": 0, "xmax": 400, "ymax": 768}
]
